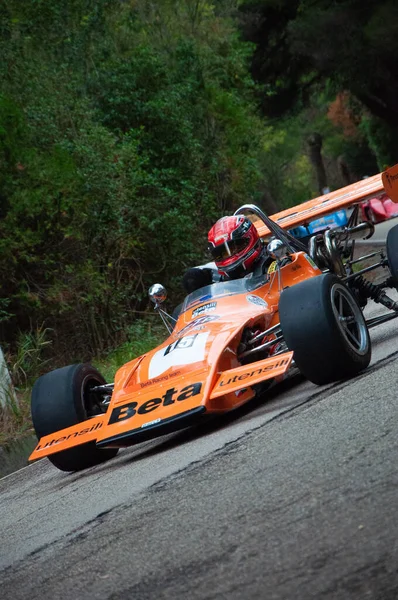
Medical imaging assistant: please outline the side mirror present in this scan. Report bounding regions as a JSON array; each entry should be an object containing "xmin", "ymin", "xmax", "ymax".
[
  {"xmin": 148, "ymin": 283, "xmax": 167, "ymax": 306},
  {"xmin": 267, "ymin": 239, "xmax": 289, "ymax": 261}
]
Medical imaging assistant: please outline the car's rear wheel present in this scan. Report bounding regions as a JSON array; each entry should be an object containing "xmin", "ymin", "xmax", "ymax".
[
  {"xmin": 386, "ymin": 223, "xmax": 398, "ymax": 287},
  {"xmin": 31, "ymin": 364, "xmax": 118, "ymax": 472},
  {"xmin": 279, "ymin": 273, "xmax": 371, "ymax": 385}
]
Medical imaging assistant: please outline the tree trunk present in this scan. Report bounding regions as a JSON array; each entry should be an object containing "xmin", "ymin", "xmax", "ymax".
[
  {"xmin": 0, "ymin": 347, "xmax": 17, "ymax": 410},
  {"xmin": 307, "ymin": 133, "xmax": 328, "ymax": 194}
]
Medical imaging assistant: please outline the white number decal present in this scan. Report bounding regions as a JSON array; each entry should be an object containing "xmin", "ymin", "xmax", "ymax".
[{"xmin": 149, "ymin": 332, "xmax": 209, "ymax": 378}]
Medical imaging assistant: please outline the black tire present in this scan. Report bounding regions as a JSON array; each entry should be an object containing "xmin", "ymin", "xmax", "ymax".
[
  {"xmin": 386, "ymin": 223, "xmax": 398, "ymax": 286},
  {"xmin": 31, "ymin": 364, "xmax": 118, "ymax": 472},
  {"xmin": 279, "ymin": 273, "xmax": 371, "ymax": 385}
]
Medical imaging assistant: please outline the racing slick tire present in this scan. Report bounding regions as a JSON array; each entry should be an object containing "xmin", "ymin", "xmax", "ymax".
[
  {"xmin": 386, "ymin": 223, "xmax": 398, "ymax": 287},
  {"xmin": 31, "ymin": 364, "xmax": 118, "ymax": 472},
  {"xmin": 279, "ymin": 273, "xmax": 371, "ymax": 385}
]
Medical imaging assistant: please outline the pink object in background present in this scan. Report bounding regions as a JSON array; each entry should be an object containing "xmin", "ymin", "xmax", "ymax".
[{"xmin": 361, "ymin": 193, "xmax": 398, "ymax": 223}]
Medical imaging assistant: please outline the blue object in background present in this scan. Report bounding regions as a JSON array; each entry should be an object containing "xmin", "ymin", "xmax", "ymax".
[{"xmin": 289, "ymin": 209, "xmax": 348, "ymax": 239}]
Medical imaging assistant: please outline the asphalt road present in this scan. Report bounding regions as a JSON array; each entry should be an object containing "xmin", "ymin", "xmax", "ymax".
[{"xmin": 1, "ymin": 229, "xmax": 398, "ymax": 599}]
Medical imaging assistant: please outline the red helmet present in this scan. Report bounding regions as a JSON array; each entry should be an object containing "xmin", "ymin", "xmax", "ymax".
[{"xmin": 208, "ymin": 215, "xmax": 262, "ymax": 278}]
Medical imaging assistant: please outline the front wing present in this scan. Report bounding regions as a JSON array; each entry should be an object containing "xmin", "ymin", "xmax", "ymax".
[{"xmin": 29, "ymin": 351, "xmax": 293, "ymax": 462}]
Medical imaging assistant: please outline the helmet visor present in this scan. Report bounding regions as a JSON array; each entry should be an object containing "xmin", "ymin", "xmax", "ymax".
[{"xmin": 209, "ymin": 237, "xmax": 250, "ymax": 262}]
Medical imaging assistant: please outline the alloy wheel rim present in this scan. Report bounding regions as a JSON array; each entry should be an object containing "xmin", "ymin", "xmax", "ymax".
[
  {"xmin": 331, "ymin": 283, "xmax": 368, "ymax": 355},
  {"xmin": 81, "ymin": 375, "xmax": 105, "ymax": 417}
]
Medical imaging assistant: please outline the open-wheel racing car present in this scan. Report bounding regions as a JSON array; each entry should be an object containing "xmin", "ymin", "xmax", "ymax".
[{"xmin": 29, "ymin": 164, "xmax": 398, "ymax": 471}]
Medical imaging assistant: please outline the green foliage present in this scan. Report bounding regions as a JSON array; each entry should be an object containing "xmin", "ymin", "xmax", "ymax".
[
  {"xmin": 240, "ymin": 0, "xmax": 398, "ymax": 157},
  {"xmin": 359, "ymin": 115, "xmax": 398, "ymax": 171},
  {"xmin": 0, "ymin": 387, "xmax": 32, "ymax": 446},
  {"xmin": 260, "ymin": 118, "xmax": 317, "ymax": 207},
  {"xmin": 2, "ymin": 0, "xmax": 398, "ymax": 371},
  {"xmin": 0, "ymin": 0, "xmax": 268, "ymax": 362},
  {"xmin": 93, "ymin": 319, "xmax": 165, "ymax": 381},
  {"xmin": 8, "ymin": 326, "xmax": 53, "ymax": 387}
]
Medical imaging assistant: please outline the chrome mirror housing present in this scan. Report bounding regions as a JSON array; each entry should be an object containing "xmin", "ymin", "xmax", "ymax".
[
  {"xmin": 267, "ymin": 239, "xmax": 289, "ymax": 261},
  {"xmin": 148, "ymin": 283, "xmax": 174, "ymax": 334},
  {"xmin": 148, "ymin": 283, "xmax": 167, "ymax": 305}
]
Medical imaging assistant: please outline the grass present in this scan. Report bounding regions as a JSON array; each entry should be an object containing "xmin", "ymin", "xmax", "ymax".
[
  {"xmin": 0, "ymin": 319, "xmax": 166, "ymax": 447},
  {"xmin": 0, "ymin": 388, "xmax": 33, "ymax": 446},
  {"xmin": 92, "ymin": 320, "xmax": 165, "ymax": 381}
]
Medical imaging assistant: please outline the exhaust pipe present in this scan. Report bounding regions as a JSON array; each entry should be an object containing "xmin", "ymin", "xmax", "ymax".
[{"xmin": 336, "ymin": 221, "xmax": 375, "ymax": 242}]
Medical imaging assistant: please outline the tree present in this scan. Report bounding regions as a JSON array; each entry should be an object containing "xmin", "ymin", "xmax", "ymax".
[
  {"xmin": 0, "ymin": 0, "xmax": 269, "ymax": 361},
  {"xmin": 239, "ymin": 0, "xmax": 398, "ymax": 165}
]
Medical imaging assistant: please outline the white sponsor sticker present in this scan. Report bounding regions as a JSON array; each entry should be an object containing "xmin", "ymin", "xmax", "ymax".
[
  {"xmin": 246, "ymin": 295, "xmax": 268, "ymax": 308},
  {"xmin": 141, "ymin": 418, "xmax": 161, "ymax": 428},
  {"xmin": 149, "ymin": 332, "xmax": 210, "ymax": 378},
  {"xmin": 192, "ymin": 302, "xmax": 217, "ymax": 318},
  {"xmin": 176, "ymin": 315, "xmax": 219, "ymax": 337}
]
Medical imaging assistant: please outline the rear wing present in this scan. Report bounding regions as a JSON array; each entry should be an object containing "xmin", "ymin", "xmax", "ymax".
[
  {"xmin": 382, "ymin": 163, "xmax": 398, "ymax": 203},
  {"xmin": 254, "ymin": 164, "xmax": 398, "ymax": 237}
]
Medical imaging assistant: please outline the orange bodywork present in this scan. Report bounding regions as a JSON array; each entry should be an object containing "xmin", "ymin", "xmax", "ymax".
[
  {"xmin": 29, "ymin": 252, "xmax": 320, "ymax": 462},
  {"xmin": 254, "ymin": 172, "xmax": 386, "ymax": 237},
  {"xmin": 29, "ymin": 164, "xmax": 396, "ymax": 463},
  {"xmin": 382, "ymin": 163, "xmax": 398, "ymax": 204}
]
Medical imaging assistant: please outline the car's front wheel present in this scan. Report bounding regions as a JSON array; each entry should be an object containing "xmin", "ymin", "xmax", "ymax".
[
  {"xmin": 279, "ymin": 273, "xmax": 371, "ymax": 385},
  {"xmin": 31, "ymin": 363, "xmax": 118, "ymax": 472}
]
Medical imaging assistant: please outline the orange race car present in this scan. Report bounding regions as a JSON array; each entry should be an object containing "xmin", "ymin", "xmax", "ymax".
[{"xmin": 29, "ymin": 164, "xmax": 398, "ymax": 472}]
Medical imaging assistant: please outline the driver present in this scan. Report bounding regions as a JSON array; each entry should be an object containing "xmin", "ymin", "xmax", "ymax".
[{"xmin": 183, "ymin": 215, "xmax": 271, "ymax": 294}]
